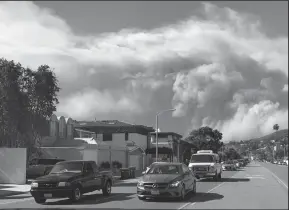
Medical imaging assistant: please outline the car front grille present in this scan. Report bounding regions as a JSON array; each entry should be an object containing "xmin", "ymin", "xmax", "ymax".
[
  {"xmin": 143, "ymin": 183, "xmax": 168, "ymax": 189},
  {"xmin": 38, "ymin": 182, "xmax": 58, "ymax": 188},
  {"xmin": 193, "ymin": 166, "xmax": 209, "ymax": 171}
]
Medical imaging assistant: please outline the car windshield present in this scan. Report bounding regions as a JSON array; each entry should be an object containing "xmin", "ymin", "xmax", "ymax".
[
  {"xmin": 50, "ymin": 162, "xmax": 83, "ymax": 173},
  {"xmin": 147, "ymin": 165, "xmax": 181, "ymax": 174},
  {"xmin": 225, "ymin": 161, "xmax": 233, "ymax": 164},
  {"xmin": 190, "ymin": 155, "xmax": 214, "ymax": 163}
]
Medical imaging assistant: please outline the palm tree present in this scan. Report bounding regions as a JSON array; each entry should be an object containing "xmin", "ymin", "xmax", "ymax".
[{"xmin": 273, "ymin": 124, "xmax": 279, "ymax": 132}]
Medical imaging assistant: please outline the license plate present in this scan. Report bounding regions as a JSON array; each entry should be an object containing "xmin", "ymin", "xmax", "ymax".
[
  {"xmin": 44, "ymin": 194, "xmax": 52, "ymax": 198},
  {"xmin": 197, "ymin": 168, "xmax": 206, "ymax": 171},
  {"xmin": 151, "ymin": 190, "xmax": 159, "ymax": 195}
]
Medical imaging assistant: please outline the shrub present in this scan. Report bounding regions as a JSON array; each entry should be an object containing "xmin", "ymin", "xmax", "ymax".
[
  {"xmin": 100, "ymin": 161, "xmax": 111, "ymax": 169},
  {"xmin": 112, "ymin": 161, "xmax": 122, "ymax": 169}
]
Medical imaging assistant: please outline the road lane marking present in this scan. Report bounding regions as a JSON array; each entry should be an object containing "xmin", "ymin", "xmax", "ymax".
[
  {"xmin": 178, "ymin": 173, "xmax": 239, "ymax": 210},
  {"xmin": 263, "ymin": 167, "xmax": 288, "ymax": 190}
]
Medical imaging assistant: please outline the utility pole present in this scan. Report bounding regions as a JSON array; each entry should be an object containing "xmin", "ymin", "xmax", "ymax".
[{"xmin": 155, "ymin": 108, "xmax": 176, "ymax": 162}]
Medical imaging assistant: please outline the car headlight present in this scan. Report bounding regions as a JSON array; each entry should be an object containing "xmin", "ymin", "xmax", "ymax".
[
  {"xmin": 137, "ymin": 181, "xmax": 144, "ymax": 187},
  {"xmin": 58, "ymin": 182, "xmax": 71, "ymax": 187},
  {"xmin": 169, "ymin": 181, "xmax": 181, "ymax": 188},
  {"xmin": 31, "ymin": 182, "xmax": 38, "ymax": 188}
]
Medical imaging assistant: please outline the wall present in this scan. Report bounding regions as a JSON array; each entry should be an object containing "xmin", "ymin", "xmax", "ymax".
[
  {"xmin": 97, "ymin": 148, "xmax": 110, "ymax": 165},
  {"xmin": 129, "ymin": 155, "xmax": 141, "ymax": 170},
  {"xmin": 129, "ymin": 133, "xmax": 148, "ymax": 150},
  {"xmin": 96, "ymin": 133, "xmax": 126, "ymax": 147},
  {"xmin": 97, "ymin": 133, "xmax": 148, "ymax": 151},
  {"xmin": 0, "ymin": 148, "xmax": 27, "ymax": 184},
  {"xmin": 111, "ymin": 146, "xmax": 127, "ymax": 168},
  {"xmin": 40, "ymin": 147, "xmax": 84, "ymax": 161},
  {"xmin": 83, "ymin": 149, "xmax": 98, "ymax": 163}
]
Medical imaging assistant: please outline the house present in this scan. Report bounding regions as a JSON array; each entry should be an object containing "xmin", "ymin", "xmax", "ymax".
[
  {"xmin": 37, "ymin": 115, "xmax": 128, "ymax": 169},
  {"xmin": 146, "ymin": 132, "xmax": 183, "ymax": 163},
  {"xmin": 74, "ymin": 120, "xmax": 155, "ymax": 170}
]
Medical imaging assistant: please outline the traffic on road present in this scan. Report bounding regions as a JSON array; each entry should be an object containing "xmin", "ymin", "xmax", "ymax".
[{"xmin": 0, "ymin": 150, "xmax": 287, "ymax": 209}]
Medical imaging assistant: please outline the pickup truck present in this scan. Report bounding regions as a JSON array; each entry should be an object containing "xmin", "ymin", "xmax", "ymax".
[
  {"xmin": 26, "ymin": 158, "xmax": 65, "ymax": 179},
  {"xmin": 30, "ymin": 160, "xmax": 114, "ymax": 204}
]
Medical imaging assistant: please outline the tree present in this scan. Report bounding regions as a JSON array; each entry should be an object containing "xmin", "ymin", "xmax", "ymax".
[
  {"xmin": 185, "ymin": 126, "xmax": 224, "ymax": 153},
  {"xmin": 224, "ymin": 147, "xmax": 241, "ymax": 160},
  {"xmin": 275, "ymin": 149, "xmax": 284, "ymax": 160},
  {"xmin": 0, "ymin": 58, "xmax": 60, "ymax": 160},
  {"xmin": 273, "ymin": 124, "xmax": 279, "ymax": 132}
]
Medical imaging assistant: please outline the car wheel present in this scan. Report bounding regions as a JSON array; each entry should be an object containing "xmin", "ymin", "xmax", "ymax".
[
  {"xmin": 70, "ymin": 186, "xmax": 82, "ymax": 202},
  {"xmin": 214, "ymin": 172, "xmax": 218, "ymax": 181},
  {"xmin": 34, "ymin": 197, "xmax": 46, "ymax": 204},
  {"xmin": 102, "ymin": 181, "xmax": 112, "ymax": 196},
  {"xmin": 218, "ymin": 172, "xmax": 222, "ymax": 180},
  {"xmin": 192, "ymin": 181, "xmax": 197, "ymax": 194},
  {"xmin": 179, "ymin": 185, "xmax": 185, "ymax": 201}
]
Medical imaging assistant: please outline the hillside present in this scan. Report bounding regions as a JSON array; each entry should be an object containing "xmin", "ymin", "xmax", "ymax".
[{"xmin": 248, "ymin": 129, "xmax": 288, "ymax": 143}]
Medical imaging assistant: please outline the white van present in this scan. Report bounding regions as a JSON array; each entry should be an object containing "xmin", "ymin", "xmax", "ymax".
[{"xmin": 188, "ymin": 150, "xmax": 222, "ymax": 180}]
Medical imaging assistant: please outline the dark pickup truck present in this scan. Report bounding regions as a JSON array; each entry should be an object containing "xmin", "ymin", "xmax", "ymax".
[{"xmin": 30, "ymin": 160, "xmax": 114, "ymax": 204}]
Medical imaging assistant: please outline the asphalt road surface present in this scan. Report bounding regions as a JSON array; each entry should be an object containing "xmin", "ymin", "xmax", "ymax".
[
  {"xmin": 258, "ymin": 161, "xmax": 288, "ymax": 186},
  {"xmin": 0, "ymin": 162, "xmax": 287, "ymax": 209}
]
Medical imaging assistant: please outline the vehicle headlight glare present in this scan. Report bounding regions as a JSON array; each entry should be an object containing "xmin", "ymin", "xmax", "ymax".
[
  {"xmin": 31, "ymin": 182, "xmax": 38, "ymax": 188},
  {"xmin": 137, "ymin": 181, "xmax": 144, "ymax": 187},
  {"xmin": 58, "ymin": 182, "xmax": 70, "ymax": 187},
  {"xmin": 169, "ymin": 181, "xmax": 180, "ymax": 188}
]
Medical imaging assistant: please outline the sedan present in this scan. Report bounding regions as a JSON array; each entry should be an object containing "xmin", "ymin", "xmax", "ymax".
[
  {"xmin": 222, "ymin": 161, "xmax": 236, "ymax": 171},
  {"xmin": 137, "ymin": 162, "xmax": 197, "ymax": 201}
]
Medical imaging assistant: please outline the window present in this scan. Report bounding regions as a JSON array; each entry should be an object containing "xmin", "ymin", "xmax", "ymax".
[
  {"xmin": 147, "ymin": 164, "xmax": 181, "ymax": 174},
  {"xmin": 103, "ymin": 133, "xmax": 112, "ymax": 141},
  {"xmin": 125, "ymin": 132, "xmax": 129, "ymax": 141},
  {"xmin": 85, "ymin": 163, "xmax": 94, "ymax": 173},
  {"xmin": 190, "ymin": 154, "xmax": 214, "ymax": 163}
]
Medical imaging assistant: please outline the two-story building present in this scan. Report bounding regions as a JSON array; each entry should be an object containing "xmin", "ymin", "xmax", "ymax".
[
  {"xmin": 74, "ymin": 120, "xmax": 155, "ymax": 170},
  {"xmin": 146, "ymin": 132, "xmax": 183, "ymax": 163}
]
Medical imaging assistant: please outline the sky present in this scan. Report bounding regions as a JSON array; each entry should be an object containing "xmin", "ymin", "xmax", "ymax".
[{"xmin": 0, "ymin": 1, "xmax": 288, "ymax": 142}]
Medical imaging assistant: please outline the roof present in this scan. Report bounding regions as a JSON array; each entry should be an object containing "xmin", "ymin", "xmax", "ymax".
[
  {"xmin": 151, "ymin": 162, "xmax": 183, "ymax": 166},
  {"xmin": 192, "ymin": 153, "xmax": 217, "ymax": 156},
  {"xmin": 150, "ymin": 132, "xmax": 182, "ymax": 138},
  {"xmin": 74, "ymin": 120, "xmax": 154, "ymax": 135},
  {"xmin": 56, "ymin": 160, "xmax": 94, "ymax": 164}
]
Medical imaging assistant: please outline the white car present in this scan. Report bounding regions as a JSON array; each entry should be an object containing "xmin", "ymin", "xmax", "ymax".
[{"xmin": 189, "ymin": 150, "xmax": 222, "ymax": 181}]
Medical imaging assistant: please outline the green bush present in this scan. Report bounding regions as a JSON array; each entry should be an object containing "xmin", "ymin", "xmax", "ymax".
[
  {"xmin": 100, "ymin": 161, "xmax": 110, "ymax": 169},
  {"xmin": 112, "ymin": 161, "xmax": 122, "ymax": 169}
]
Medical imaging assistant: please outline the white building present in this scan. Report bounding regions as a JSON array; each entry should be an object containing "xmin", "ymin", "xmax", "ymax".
[{"xmin": 74, "ymin": 120, "xmax": 155, "ymax": 170}]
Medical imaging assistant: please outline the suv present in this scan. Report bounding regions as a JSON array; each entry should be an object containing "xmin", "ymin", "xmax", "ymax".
[{"xmin": 188, "ymin": 150, "xmax": 222, "ymax": 181}]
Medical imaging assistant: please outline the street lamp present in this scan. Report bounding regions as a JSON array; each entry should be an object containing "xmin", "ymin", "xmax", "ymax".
[{"xmin": 155, "ymin": 108, "xmax": 176, "ymax": 161}]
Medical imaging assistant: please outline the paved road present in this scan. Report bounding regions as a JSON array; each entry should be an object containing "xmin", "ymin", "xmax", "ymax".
[
  {"xmin": 0, "ymin": 163, "xmax": 287, "ymax": 209},
  {"xmin": 258, "ymin": 162, "xmax": 288, "ymax": 186}
]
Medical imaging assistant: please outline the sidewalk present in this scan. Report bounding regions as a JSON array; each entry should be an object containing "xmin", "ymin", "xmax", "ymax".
[
  {"xmin": 0, "ymin": 184, "xmax": 31, "ymax": 198},
  {"xmin": 1, "ymin": 174, "xmax": 142, "ymax": 199}
]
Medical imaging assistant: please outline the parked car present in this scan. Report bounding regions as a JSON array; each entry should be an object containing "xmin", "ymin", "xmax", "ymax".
[
  {"xmin": 188, "ymin": 150, "xmax": 222, "ymax": 180},
  {"xmin": 26, "ymin": 158, "xmax": 65, "ymax": 179},
  {"xmin": 222, "ymin": 160, "xmax": 236, "ymax": 171},
  {"xmin": 137, "ymin": 162, "xmax": 197, "ymax": 201},
  {"xmin": 30, "ymin": 160, "xmax": 113, "ymax": 204},
  {"xmin": 233, "ymin": 160, "xmax": 239, "ymax": 169}
]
